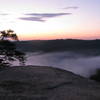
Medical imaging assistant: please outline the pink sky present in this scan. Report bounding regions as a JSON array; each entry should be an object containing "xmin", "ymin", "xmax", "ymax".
[{"xmin": 0, "ymin": 0, "xmax": 100, "ymax": 40}]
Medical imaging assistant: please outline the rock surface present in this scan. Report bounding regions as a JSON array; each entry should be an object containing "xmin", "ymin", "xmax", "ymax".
[{"xmin": 0, "ymin": 66, "xmax": 100, "ymax": 100}]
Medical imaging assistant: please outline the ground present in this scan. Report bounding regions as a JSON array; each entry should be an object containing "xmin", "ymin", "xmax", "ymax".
[{"xmin": 0, "ymin": 66, "xmax": 100, "ymax": 100}]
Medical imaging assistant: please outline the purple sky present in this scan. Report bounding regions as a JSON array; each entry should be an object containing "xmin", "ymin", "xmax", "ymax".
[{"xmin": 0, "ymin": 0, "xmax": 100, "ymax": 40}]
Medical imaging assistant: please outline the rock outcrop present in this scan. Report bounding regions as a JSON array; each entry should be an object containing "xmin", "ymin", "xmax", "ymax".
[{"xmin": 0, "ymin": 66, "xmax": 100, "ymax": 100}]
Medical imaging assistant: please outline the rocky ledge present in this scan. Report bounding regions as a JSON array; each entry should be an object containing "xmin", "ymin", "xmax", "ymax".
[{"xmin": 0, "ymin": 66, "xmax": 100, "ymax": 100}]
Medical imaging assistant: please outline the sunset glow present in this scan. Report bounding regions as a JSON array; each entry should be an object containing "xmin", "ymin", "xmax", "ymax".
[{"xmin": 0, "ymin": 0, "xmax": 100, "ymax": 40}]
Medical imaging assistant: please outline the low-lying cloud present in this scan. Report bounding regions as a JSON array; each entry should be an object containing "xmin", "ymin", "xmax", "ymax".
[
  {"xmin": 26, "ymin": 52, "xmax": 100, "ymax": 77},
  {"xmin": 13, "ymin": 52, "xmax": 100, "ymax": 78}
]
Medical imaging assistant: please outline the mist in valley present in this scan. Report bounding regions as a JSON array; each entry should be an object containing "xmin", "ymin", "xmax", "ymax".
[{"xmin": 13, "ymin": 51, "xmax": 100, "ymax": 78}]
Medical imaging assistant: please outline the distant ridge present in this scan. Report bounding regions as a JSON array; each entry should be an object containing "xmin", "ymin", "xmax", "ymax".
[{"xmin": 16, "ymin": 39, "xmax": 100, "ymax": 56}]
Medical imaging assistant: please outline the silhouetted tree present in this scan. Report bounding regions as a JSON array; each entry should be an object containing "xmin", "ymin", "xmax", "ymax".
[
  {"xmin": 0, "ymin": 29, "xmax": 18, "ymax": 41},
  {"xmin": 0, "ymin": 29, "xmax": 25, "ymax": 68}
]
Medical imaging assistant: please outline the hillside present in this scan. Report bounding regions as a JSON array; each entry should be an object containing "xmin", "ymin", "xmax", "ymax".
[
  {"xmin": 16, "ymin": 39, "xmax": 100, "ymax": 56},
  {"xmin": 0, "ymin": 66, "xmax": 100, "ymax": 100}
]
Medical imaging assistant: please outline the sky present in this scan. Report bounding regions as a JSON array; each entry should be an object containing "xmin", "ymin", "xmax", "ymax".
[{"xmin": 0, "ymin": 0, "xmax": 100, "ymax": 40}]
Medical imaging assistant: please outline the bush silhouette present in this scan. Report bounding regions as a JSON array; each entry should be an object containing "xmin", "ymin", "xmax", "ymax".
[
  {"xmin": 0, "ymin": 29, "xmax": 25, "ymax": 68},
  {"xmin": 90, "ymin": 69, "xmax": 100, "ymax": 82}
]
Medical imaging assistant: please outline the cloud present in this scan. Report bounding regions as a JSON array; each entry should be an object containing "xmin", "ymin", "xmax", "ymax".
[
  {"xmin": 25, "ymin": 13, "xmax": 71, "ymax": 18},
  {"xmin": 64, "ymin": 6, "xmax": 78, "ymax": 10},
  {"xmin": 19, "ymin": 17, "xmax": 45, "ymax": 22},
  {"xmin": 0, "ymin": 13, "xmax": 8, "ymax": 16},
  {"xmin": 19, "ymin": 12, "xmax": 72, "ymax": 22}
]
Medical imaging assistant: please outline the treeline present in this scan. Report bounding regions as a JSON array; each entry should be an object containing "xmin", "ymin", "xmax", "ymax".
[{"xmin": 16, "ymin": 39, "xmax": 100, "ymax": 56}]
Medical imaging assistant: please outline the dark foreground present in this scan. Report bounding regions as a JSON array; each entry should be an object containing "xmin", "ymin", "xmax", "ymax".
[{"xmin": 0, "ymin": 66, "xmax": 100, "ymax": 100}]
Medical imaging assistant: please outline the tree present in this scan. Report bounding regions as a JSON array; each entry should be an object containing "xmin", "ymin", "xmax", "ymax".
[
  {"xmin": 0, "ymin": 29, "xmax": 18, "ymax": 41},
  {"xmin": 0, "ymin": 29, "xmax": 25, "ymax": 68}
]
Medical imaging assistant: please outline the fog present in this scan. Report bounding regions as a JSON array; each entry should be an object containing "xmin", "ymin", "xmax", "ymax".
[{"xmin": 13, "ymin": 52, "xmax": 100, "ymax": 77}]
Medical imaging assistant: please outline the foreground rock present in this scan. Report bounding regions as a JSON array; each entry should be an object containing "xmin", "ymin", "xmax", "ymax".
[{"xmin": 0, "ymin": 66, "xmax": 100, "ymax": 100}]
